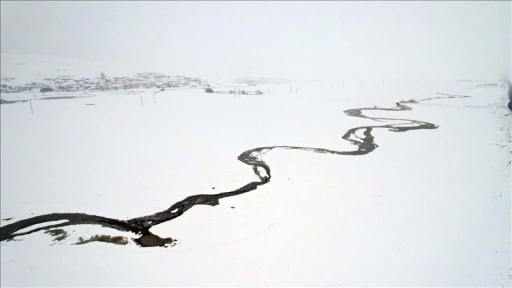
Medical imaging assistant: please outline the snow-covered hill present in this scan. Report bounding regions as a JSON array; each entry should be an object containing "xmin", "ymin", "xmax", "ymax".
[{"xmin": 1, "ymin": 52, "xmax": 148, "ymax": 85}]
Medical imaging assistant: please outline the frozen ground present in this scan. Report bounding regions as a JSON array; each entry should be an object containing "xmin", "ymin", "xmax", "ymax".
[{"xmin": 0, "ymin": 76, "xmax": 511, "ymax": 286}]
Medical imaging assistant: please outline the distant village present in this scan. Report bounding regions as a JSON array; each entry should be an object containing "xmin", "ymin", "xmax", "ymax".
[{"xmin": 0, "ymin": 72, "xmax": 209, "ymax": 94}]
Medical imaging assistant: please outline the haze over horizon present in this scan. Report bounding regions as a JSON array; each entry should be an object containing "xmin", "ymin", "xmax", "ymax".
[{"xmin": 1, "ymin": 1, "xmax": 510, "ymax": 81}]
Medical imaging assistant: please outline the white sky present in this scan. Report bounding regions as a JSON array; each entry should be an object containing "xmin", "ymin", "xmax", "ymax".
[{"xmin": 1, "ymin": 1, "xmax": 510, "ymax": 80}]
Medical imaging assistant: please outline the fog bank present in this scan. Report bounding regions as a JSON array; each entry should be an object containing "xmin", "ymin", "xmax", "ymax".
[{"xmin": 1, "ymin": 1, "xmax": 510, "ymax": 81}]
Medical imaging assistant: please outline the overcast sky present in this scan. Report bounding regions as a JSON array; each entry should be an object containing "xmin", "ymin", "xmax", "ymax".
[{"xmin": 1, "ymin": 1, "xmax": 510, "ymax": 80}]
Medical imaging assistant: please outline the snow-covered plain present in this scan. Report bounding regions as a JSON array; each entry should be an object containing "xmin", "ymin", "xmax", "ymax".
[{"xmin": 1, "ymin": 71, "xmax": 511, "ymax": 285}]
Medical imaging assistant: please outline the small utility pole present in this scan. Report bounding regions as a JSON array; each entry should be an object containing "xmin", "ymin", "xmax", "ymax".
[
  {"xmin": 140, "ymin": 95, "xmax": 143, "ymax": 107},
  {"xmin": 29, "ymin": 99, "xmax": 34, "ymax": 114}
]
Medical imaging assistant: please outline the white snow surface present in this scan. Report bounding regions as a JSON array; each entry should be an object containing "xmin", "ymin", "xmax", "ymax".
[{"xmin": 1, "ymin": 67, "xmax": 511, "ymax": 285}]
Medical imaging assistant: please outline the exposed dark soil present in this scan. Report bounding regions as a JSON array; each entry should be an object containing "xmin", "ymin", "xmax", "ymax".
[
  {"xmin": 133, "ymin": 233, "xmax": 173, "ymax": 247},
  {"xmin": 44, "ymin": 229, "xmax": 69, "ymax": 241},
  {"xmin": 75, "ymin": 235, "xmax": 128, "ymax": 245}
]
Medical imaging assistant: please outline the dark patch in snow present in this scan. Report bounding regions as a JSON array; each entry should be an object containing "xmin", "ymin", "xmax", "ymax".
[
  {"xmin": 75, "ymin": 234, "xmax": 128, "ymax": 246},
  {"xmin": 44, "ymin": 229, "xmax": 69, "ymax": 241},
  {"xmin": 133, "ymin": 233, "xmax": 174, "ymax": 248},
  {"xmin": 504, "ymin": 80, "xmax": 512, "ymax": 112}
]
